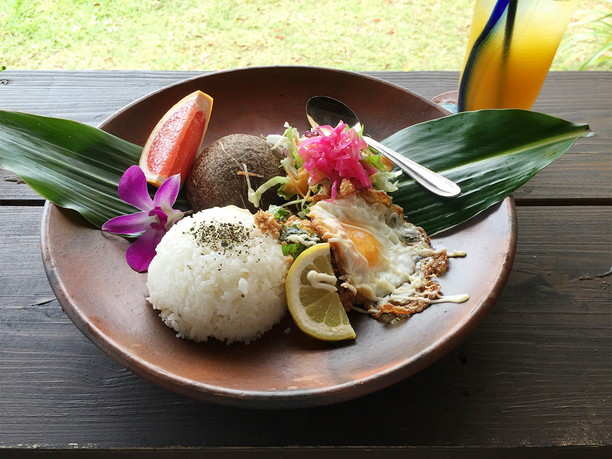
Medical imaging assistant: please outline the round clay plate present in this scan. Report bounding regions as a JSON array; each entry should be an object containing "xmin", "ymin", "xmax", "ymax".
[{"xmin": 41, "ymin": 66, "xmax": 516, "ymax": 409}]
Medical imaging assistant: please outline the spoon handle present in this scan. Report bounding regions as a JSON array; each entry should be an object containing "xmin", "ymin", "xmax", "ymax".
[{"xmin": 363, "ymin": 136, "xmax": 461, "ymax": 198}]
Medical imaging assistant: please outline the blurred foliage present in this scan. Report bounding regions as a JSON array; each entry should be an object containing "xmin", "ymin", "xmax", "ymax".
[
  {"xmin": 557, "ymin": 0, "xmax": 611, "ymax": 70},
  {"xmin": 0, "ymin": 0, "xmax": 609, "ymax": 71}
]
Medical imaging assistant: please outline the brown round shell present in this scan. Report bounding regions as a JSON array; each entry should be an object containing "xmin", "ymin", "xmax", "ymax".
[{"xmin": 186, "ymin": 134, "xmax": 284, "ymax": 212}]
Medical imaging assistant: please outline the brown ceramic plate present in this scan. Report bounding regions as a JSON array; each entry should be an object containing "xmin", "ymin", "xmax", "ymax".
[{"xmin": 41, "ymin": 66, "xmax": 516, "ymax": 408}]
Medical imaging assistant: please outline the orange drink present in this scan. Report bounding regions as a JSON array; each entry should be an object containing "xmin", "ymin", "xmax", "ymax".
[{"xmin": 458, "ymin": 0, "xmax": 577, "ymax": 111}]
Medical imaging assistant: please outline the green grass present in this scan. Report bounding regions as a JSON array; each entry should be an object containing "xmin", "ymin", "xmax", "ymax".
[{"xmin": 1, "ymin": 0, "xmax": 610, "ymax": 71}]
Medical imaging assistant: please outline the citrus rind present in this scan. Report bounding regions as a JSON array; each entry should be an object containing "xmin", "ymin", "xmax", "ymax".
[
  {"xmin": 139, "ymin": 90, "xmax": 213, "ymax": 187},
  {"xmin": 285, "ymin": 243, "xmax": 356, "ymax": 341}
]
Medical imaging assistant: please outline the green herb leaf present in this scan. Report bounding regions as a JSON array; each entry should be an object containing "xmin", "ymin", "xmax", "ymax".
[
  {"xmin": 270, "ymin": 205, "xmax": 291, "ymax": 222},
  {"xmin": 383, "ymin": 109, "xmax": 592, "ymax": 235},
  {"xmin": 279, "ymin": 224, "xmax": 322, "ymax": 259},
  {"xmin": 282, "ymin": 243, "xmax": 304, "ymax": 259}
]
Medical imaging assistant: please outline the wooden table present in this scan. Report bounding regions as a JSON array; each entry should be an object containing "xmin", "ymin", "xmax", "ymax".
[{"xmin": 0, "ymin": 70, "xmax": 610, "ymax": 458}]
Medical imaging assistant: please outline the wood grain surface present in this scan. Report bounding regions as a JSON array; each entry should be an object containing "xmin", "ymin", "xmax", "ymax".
[{"xmin": 0, "ymin": 70, "xmax": 610, "ymax": 458}]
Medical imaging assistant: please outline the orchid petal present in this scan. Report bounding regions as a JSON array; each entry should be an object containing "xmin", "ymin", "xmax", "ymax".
[
  {"xmin": 102, "ymin": 211, "xmax": 153, "ymax": 234},
  {"xmin": 148, "ymin": 208, "xmax": 168, "ymax": 231},
  {"xmin": 118, "ymin": 165, "xmax": 154, "ymax": 211},
  {"xmin": 102, "ymin": 166, "xmax": 185, "ymax": 272},
  {"xmin": 153, "ymin": 173, "xmax": 181, "ymax": 209},
  {"xmin": 125, "ymin": 228, "xmax": 165, "ymax": 272}
]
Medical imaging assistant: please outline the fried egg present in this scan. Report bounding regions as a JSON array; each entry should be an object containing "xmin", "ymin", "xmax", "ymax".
[{"xmin": 308, "ymin": 191, "xmax": 465, "ymax": 317}]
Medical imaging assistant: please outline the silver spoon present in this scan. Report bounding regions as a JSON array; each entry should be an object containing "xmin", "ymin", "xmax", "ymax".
[{"xmin": 306, "ymin": 96, "xmax": 461, "ymax": 198}]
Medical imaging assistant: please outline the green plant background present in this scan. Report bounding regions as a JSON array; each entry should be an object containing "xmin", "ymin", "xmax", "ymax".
[{"xmin": 1, "ymin": 0, "xmax": 610, "ymax": 71}]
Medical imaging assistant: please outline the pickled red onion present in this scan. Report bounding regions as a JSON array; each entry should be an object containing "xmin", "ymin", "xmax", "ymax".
[{"xmin": 297, "ymin": 122, "xmax": 375, "ymax": 199}]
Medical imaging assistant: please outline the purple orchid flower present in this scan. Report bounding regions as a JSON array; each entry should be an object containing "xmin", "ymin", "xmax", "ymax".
[{"xmin": 102, "ymin": 165, "xmax": 184, "ymax": 272}]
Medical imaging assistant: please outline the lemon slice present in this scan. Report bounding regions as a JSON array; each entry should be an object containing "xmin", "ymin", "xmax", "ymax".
[{"xmin": 285, "ymin": 243, "xmax": 356, "ymax": 341}]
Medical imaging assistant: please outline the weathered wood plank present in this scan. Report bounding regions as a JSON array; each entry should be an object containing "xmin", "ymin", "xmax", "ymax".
[
  {"xmin": 1, "ymin": 71, "xmax": 610, "ymax": 202},
  {"xmin": 0, "ymin": 205, "xmax": 609, "ymax": 449},
  {"xmin": 4, "ymin": 447, "xmax": 612, "ymax": 459}
]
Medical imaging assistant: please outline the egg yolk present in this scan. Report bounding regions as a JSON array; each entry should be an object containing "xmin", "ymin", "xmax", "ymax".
[{"xmin": 341, "ymin": 224, "xmax": 381, "ymax": 267}]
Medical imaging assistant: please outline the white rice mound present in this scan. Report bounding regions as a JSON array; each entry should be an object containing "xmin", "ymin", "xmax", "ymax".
[{"xmin": 146, "ymin": 206, "xmax": 290, "ymax": 344}]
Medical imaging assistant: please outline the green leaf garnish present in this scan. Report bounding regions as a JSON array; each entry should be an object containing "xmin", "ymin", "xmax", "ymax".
[
  {"xmin": 270, "ymin": 205, "xmax": 291, "ymax": 222},
  {"xmin": 279, "ymin": 225, "xmax": 321, "ymax": 258},
  {"xmin": 281, "ymin": 243, "xmax": 304, "ymax": 259},
  {"xmin": 0, "ymin": 108, "xmax": 591, "ymax": 236},
  {"xmin": 362, "ymin": 150, "xmax": 386, "ymax": 171},
  {"xmin": 382, "ymin": 109, "xmax": 592, "ymax": 235},
  {"xmin": 0, "ymin": 110, "xmax": 141, "ymax": 228}
]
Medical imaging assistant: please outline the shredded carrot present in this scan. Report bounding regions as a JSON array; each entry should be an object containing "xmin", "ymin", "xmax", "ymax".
[
  {"xmin": 284, "ymin": 167, "xmax": 310, "ymax": 197},
  {"xmin": 236, "ymin": 170, "xmax": 264, "ymax": 178}
]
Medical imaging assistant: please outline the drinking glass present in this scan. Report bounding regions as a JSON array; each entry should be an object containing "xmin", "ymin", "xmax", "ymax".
[{"xmin": 457, "ymin": 0, "xmax": 577, "ymax": 111}]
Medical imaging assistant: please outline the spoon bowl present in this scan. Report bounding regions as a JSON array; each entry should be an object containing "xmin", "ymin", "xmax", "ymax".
[{"xmin": 306, "ymin": 96, "xmax": 461, "ymax": 198}]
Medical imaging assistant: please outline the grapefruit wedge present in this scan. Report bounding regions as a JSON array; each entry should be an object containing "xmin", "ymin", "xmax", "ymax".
[{"xmin": 139, "ymin": 90, "xmax": 213, "ymax": 187}]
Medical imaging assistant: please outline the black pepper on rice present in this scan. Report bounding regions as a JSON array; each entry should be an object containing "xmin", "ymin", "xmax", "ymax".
[{"xmin": 185, "ymin": 221, "xmax": 254, "ymax": 255}]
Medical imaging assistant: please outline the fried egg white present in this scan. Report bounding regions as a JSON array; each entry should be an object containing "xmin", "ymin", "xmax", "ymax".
[{"xmin": 308, "ymin": 193, "xmax": 442, "ymax": 306}]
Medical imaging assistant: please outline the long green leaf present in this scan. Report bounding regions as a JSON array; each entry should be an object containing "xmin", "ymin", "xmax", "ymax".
[
  {"xmin": 383, "ymin": 109, "xmax": 592, "ymax": 235},
  {"xmin": 0, "ymin": 109, "xmax": 592, "ymax": 237},
  {"xmin": 0, "ymin": 110, "xmax": 141, "ymax": 228}
]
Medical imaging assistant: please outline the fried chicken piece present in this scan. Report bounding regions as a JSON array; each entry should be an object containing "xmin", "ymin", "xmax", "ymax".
[{"xmin": 254, "ymin": 210, "xmax": 282, "ymax": 238}]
